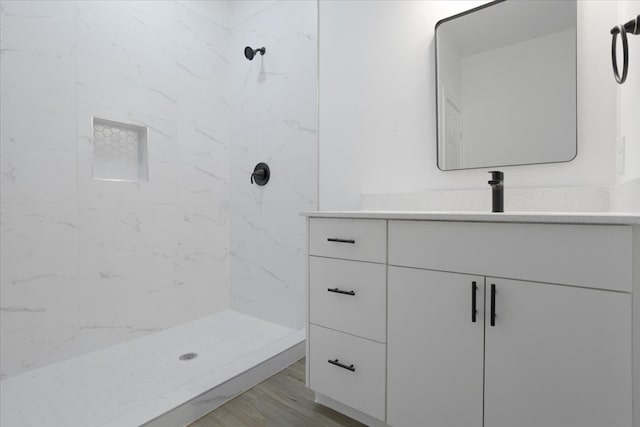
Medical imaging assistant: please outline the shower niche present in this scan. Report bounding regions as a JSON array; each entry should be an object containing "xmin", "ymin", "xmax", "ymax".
[{"xmin": 91, "ymin": 117, "xmax": 149, "ymax": 182}]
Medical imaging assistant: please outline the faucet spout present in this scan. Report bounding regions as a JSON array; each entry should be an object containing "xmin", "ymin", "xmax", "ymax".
[{"xmin": 488, "ymin": 171, "xmax": 504, "ymax": 213}]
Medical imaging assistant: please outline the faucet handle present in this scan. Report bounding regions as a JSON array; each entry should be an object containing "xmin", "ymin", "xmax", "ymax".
[{"xmin": 488, "ymin": 170, "xmax": 504, "ymax": 182}]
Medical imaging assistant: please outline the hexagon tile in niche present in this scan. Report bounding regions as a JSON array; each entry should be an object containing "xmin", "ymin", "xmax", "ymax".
[{"xmin": 92, "ymin": 117, "xmax": 148, "ymax": 182}]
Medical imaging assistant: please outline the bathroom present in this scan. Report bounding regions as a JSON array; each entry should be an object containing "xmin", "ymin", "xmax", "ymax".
[{"xmin": 0, "ymin": 0, "xmax": 638, "ymax": 426}]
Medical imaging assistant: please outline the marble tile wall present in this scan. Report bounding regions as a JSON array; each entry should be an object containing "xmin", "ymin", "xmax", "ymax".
[
  {"xmin": 227, "ymin": 1, "xmax": 318, "ymax": 329},
  {"xmin": 0, "ymin": 1, "xmax": 231, "ymax": 378}
]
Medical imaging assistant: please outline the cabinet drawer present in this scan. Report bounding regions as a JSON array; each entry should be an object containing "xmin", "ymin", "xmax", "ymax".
[
  {"xmin": 389, "ymin": 221, "xmax": 632, "ymax": 292},
  {"xmin": 310, "ymin": 257, "xmax": 386, "ymax": 342},
  {"xmin": 309, "ymin": 218, "xmax": 386, "ymax": 263},
  {"xmin": 309, "ymin": 325, "xmax": 386, "ymax": 421}
]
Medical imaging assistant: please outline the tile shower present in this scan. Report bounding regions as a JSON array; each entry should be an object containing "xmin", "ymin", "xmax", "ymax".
[{"xmin": 0, "ymin": 0, "xmax": 317, "ymax": 424}]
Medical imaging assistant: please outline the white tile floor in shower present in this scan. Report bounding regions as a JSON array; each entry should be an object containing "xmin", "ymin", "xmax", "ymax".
[{"xmin": 0, "ymin": 310, "xmax": 304, "ymax": 427}]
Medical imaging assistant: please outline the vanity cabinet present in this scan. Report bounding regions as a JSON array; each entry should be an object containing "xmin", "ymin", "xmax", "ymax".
[
  {"xmin": 483, "ymin": 278, "xmax": 631, "ymax": 427},
  {"xmin": 307, "ymin": 218, "xmax": 387, "ymax": 421},
  {"xmin": 309, "ymin": 257, "xmax": 386, "ymax": 342},
  {"xmin": 387, "ymin": 268, "xmax": 485, "ymax": 427},
  {"xmin": 305, "ymin": 214, "xmax": 639, "ymax": 427},
  {"xmin": 387, "ymin": 268, "xmax": 631, "ymax": 427}
]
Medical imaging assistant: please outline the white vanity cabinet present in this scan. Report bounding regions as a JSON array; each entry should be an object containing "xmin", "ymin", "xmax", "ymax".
[
  {"xmin": 388, "ymin": 269, "xmax": 631, "ymax": 427},
  {"xmin": 307, "ymin": 218, "xmax": 388, "ymax": 421},
  {"xmin": 304, "ymin": 213, "xmax": 640, "ymax": 427},
  {"xmin": 387, "ymin": 267, "xmax": 485, "ymax": 427},
  {"xmin": 483, "ymin": 278, "xmax": 631, "ymax": 427}
]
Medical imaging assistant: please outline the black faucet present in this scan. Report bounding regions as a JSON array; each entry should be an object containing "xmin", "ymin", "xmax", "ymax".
[{"xmin": 488, "ymin": 171, "xmax": 504, "ymax": 213}]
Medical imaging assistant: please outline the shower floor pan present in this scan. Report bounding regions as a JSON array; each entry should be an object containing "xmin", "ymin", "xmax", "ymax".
[{"xmin": 0, "ymin": 310, "xmax": 305, "ymax": 427}]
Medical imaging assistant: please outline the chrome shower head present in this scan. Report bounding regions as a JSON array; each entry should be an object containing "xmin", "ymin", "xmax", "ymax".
[{"xmin": 244, "ymin": 46, "xmax": 266, "ymax": 61}]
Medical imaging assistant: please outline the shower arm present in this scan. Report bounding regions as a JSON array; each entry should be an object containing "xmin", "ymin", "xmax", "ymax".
[{"xmin": 244, "ymin": 46, "xmax": 266, "ymax": 61}]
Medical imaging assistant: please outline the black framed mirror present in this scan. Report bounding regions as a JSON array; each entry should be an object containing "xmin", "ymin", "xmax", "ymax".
[{"xmin": 435, "ymin": 0, "xmax": 577, "ymax": 171}]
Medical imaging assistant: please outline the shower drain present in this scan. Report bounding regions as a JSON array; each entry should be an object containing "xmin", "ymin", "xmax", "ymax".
[{"xmin": 179, "ymin": 352, "xmax": 198, "ymax": 361}]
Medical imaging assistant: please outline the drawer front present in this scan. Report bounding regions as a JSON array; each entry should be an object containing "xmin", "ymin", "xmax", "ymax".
[
  {"xmin": 389, "ymin": 221, "xmax": 632, "ymax": 292},
  {"xmin": 309, "ymin": 325, "xmax": 386, "ymax": 421},
  {"xmin": 309, "ymin": 218, "xmax": 386, "ymax": 263},
  {"xmin": 310, "ymin": 256, "xmax": 386, "ymax": 342}
]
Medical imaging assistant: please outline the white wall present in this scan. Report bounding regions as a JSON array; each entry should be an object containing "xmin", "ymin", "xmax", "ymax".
[
  {"xmin": 319, "ymin": 0, "xmax": 620, "ymax": 210},
  {"xmin": 228, "ymin": 1, "xmax": 318, "ymax": 329},
  {"xmin": 616, "ymin": 1, "xmax": 640, "ymax": 183},
  {"xmin": 0, "ymin": 1, "xmax": 231, "ymax": 378}
]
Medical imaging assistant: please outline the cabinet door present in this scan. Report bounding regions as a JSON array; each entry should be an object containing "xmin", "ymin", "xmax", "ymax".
[
  {"xmin": 485, "ymin": 278, "xmax": 632, "ymax": 427},
  {"xmin": 387, "ymin": 267, "xmax": 484, "ymax": 427}
]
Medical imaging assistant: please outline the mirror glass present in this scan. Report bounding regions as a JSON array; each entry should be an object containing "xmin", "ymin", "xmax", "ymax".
[{"xmin": 436, "ymin": 0, "xmax": 577, "ymax": 170}]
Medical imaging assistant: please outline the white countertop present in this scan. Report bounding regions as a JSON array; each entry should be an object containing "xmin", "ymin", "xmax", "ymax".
[{"xmin": 301, "ymin": 211, "xmax": 640, "ymax": 225}]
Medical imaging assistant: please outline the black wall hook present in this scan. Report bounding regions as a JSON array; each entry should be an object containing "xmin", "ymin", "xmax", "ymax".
[
  {"xmin": 611, "ymin": 15, "xmax": 639, "ymax": 84},
  {"xmin": 244, "ymin": 46, "xmax": 266, "ymax": 61}
]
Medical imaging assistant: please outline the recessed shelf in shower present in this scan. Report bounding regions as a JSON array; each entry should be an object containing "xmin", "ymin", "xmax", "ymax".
[{"xmin": 91, "ymin": 117, "xmax": 149, "ymax": 182}]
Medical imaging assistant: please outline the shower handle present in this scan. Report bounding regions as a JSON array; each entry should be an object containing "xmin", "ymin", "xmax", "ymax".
[
  {"xmin": 250, "ymin": 163, "xmax": 270, "ymax": 186},
  {"xmin": 251, "ymin": 170, "xmax": 265, "ymax": 183}
]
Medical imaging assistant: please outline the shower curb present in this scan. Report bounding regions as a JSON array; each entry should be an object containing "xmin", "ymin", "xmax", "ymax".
[{"xmin": 141, "ymin": 339, "xmax": 305, "ymax": 427}]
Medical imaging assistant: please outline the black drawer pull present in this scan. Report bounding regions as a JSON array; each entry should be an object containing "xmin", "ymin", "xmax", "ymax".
[
  {"xmin": 327, "ymin": 238, "xmax": 355, "ymax": 244},
  {"xmin": 328, "ymin": 359, "xmax": 355, "ymax": 372},
  {"xmin": 490, "ymin": 284, "xmax": 496, "ymax": 327},
  {"xmin": 471, "ymin": 281, "xmax": 477, "ymax": 323},
  {"xmin": 327, "ymin": 288, "xmax": 356, "ymax": 296}
]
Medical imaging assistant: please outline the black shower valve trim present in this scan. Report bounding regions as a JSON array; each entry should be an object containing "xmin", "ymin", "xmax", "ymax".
[{"xmin": 251, "ymin": 163, "xmax": 270, "ymax": 186}]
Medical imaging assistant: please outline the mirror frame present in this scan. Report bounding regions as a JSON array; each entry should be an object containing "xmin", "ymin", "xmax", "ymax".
[{"xmin": 434, "ymin": 0, "xmax": 578, "ymax": 171}]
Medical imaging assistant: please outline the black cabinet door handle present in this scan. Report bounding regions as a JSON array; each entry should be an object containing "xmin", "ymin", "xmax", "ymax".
[
  {"xmin": 327, "ymin": 238, "xmax": 355, "ymax": 244},
  {"xmin": 471, "ymin": 281, "xmax": 477, "ymax": 323},
  {"xmin": 328, "ymin": 359, "xmax": 355, "ymax": 372},
  {"xmin": 490, "ymin": 284, "xmax": 496, "ymax": 327},
  {"xmin": 327, "ymin": 288, "xmax": 356, "ymax": 296}
]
